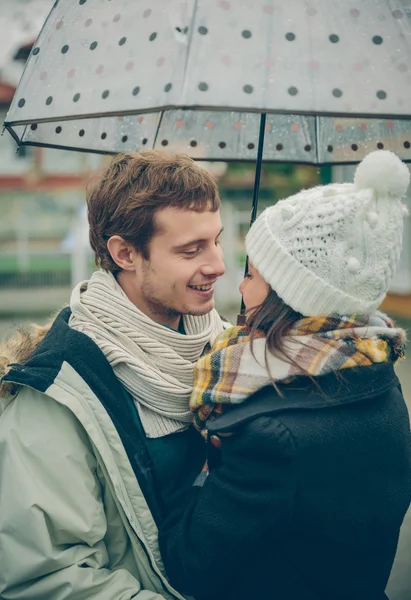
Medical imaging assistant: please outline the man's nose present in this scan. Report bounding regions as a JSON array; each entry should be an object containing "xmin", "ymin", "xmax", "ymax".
[{"xmin": 202, "ymin": 246, "xmax": 225, "ymax": 277}]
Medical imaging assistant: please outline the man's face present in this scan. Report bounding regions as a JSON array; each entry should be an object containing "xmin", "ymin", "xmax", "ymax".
[{"xmin": 124, "ymin": 207, "xmax": 225, "ymax": 327}]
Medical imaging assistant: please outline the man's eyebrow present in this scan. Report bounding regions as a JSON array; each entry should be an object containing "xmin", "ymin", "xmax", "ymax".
[{"xmin": 172, "ymin": 227, "xmax": 224, "ymax": 251}]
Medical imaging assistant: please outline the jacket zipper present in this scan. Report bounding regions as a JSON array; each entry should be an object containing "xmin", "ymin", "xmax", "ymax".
[{"xmin": 122, "ymin": 509, "xmax": 183, "ymax": 600}]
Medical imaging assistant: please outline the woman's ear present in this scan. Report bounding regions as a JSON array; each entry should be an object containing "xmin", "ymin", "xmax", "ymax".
[{"xmin": 107, "ymin": 235, "xmax": 137, "ymax": 271}]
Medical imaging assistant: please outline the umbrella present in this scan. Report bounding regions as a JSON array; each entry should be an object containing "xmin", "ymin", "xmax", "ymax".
[
  {"xmin": 5, "ymin": 0, "xmax": 411, "ymax": 203},
  {"xmin": 4, "ymin": 0, "xmax": 411, "ymax": 162},
  {"xmin": 4, "ymin": 0, "xmax": 411, "ymax": 313}
]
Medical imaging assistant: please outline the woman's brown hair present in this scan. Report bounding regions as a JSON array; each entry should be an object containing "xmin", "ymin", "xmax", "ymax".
[
  {"xmin": 248, "ymin": 288, "xmax": 302, "ymax": 355},
  {"xmin": 247, "ymin": 288, "xmax": 319, "ymax": 395}
]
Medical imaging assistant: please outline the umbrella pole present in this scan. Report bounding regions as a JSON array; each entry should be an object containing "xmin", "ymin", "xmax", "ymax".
[{"xmin": 237, "ymin": 112, "xmax": 267, "ymax": 325}]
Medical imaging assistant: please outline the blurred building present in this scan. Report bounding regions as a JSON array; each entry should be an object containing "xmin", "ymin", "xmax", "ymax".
[{"xmin": 0, "ymin": 0, "xmax": 105, "ymax": 312}]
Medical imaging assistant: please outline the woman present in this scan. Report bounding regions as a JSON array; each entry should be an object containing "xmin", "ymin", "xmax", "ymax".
[{"xmin": 159, "ymin": 150, "xmax": 411, "ymax": 600}]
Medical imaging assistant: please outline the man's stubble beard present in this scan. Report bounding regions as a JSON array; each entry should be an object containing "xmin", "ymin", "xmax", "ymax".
[
  {"xmin": 141, "ymin": 262, "xmax": 213, "ymax": 322},
  {"xmin": 142, "ymin": 280, "xmax": 213, "ymax": 321},
  {"xmin": 143, "ymin": 287, "xmax": 213, "ymax": 320},
  {"xmin": 141, "ymin": 279, "xmax": 180, "ymax": 322}
]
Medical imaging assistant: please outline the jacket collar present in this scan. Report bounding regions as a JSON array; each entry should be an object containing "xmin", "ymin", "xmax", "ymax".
[
  {"xmin": 207, "ymin": 362, "xmax": 400, "ymax": 434},
  {"xmin": 3, "ymin": 307, "xmax": 122, "ymax": 398}
]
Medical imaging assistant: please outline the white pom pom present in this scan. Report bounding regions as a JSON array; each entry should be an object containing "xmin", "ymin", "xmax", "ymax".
[
  {"xmin": 366, "ymin": 211, "xmax": 378, "ymax": 228},
  {"xmin": 323, "ymin": 187, "xmax": 338, "ymax": 197},
  {"xmin": 354, "ymin": 150, "xmax": 410, "ymax": 197},
  {"xmin": 347, "ymin": 257, "xmax": 361, "ymax": 274},
  {"xmin": 281, "ymin": 205, "xmax": 295, "ymax": 220}
]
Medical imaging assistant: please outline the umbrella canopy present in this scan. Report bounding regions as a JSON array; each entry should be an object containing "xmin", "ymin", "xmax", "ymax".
[{"xmin": 4, "ymin": 0, "xmax": 411, "ymax": 164}]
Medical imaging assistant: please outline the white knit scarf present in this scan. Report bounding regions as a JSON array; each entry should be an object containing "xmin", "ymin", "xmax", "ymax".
[{"xmin": 69, "ymin": 270, "xmax": 223, "ymax": 438}]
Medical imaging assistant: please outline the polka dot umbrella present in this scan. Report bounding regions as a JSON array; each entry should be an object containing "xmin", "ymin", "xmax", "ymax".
[{"xmin": 4, "ymin": 0, "xmax": 411, "ymax": 224}]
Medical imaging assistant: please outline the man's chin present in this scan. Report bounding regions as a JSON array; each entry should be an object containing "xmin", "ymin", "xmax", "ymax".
[{"xmin": 184, "ymin": 301, "xmax": 215, "ymax": 317}]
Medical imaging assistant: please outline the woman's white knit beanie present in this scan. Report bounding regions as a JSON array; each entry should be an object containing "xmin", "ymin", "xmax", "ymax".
[{"xmin": 246, "ymin": 150, "xmax": 410, "ymax": 316}]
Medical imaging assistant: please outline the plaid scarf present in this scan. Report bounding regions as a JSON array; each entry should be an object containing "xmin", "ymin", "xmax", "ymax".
[{"xmin": 190, "ymin": 312, "xmax": 406, "ymax": 433}]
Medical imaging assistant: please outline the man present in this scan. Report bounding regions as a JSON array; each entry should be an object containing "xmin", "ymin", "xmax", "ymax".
[{"xmin": 0, "ymin": 150, "xmax": 226, "ymax": 599}]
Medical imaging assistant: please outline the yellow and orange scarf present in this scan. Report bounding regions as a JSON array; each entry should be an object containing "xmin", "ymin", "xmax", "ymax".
[{"xmin": 190, "ymin": 312, "xmax": 406, "ymax": 433}]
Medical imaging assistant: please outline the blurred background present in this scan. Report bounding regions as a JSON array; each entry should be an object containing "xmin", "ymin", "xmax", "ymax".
[{"xmin": 0, "ymin": 3, "xmax": 411, "ymax": 597}]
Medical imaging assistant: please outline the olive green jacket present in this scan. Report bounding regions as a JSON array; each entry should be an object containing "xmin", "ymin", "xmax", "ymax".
[{"xmin": 0, "ymin": 310, "xmax": 188, "ymax": 600}]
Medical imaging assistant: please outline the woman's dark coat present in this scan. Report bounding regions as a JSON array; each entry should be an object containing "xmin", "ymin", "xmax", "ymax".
[{"xmin": 159, "ymin": 363, "xmax": 411, "ymax": 600}]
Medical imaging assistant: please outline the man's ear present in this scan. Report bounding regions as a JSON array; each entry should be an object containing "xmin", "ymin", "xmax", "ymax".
[{"xmin": 107, "ymin": 235, "xmax": 138, "ymax": 271}]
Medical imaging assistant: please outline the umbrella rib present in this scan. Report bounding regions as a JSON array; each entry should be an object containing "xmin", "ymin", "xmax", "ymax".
[
  {"xmin": 152, "ymin": 111, "xmax": 164, "ymax": 149},
  {"xmin": 5, "ymin": 108, "xmax": 411, "ymax": 129},
  {"xmin": 314, "ymin": 116, "xmax": 320, "ymax": 164},
  {"xmin": 181, "ymin": 0, "xmax": 200, "ymax": 101}
]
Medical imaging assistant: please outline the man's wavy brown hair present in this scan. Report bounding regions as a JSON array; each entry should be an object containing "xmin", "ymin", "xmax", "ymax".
[{"xmin": 87, "ymin": 150, "xmax": 220, "ymax": 273}]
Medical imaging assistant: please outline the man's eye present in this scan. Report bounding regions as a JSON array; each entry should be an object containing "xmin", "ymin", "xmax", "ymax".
[
  {"xmin": 184, "ymin": 249, "xmax": 200, "ymax": 257},
  {"xmin": 245, "ymin": 273, "xmax": 253, "ymax": 279}
]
